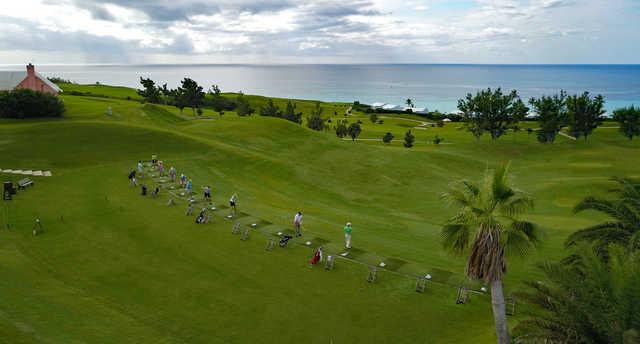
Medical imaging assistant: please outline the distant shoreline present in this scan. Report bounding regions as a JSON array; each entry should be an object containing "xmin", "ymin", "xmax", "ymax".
[{"xmin": 3, "ymin": 64, "xmax": 637, "ymax": 114}]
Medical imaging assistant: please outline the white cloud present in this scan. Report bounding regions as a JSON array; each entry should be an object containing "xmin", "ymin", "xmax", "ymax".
[{"xmin": 0, "ymin": 0, "xmax": 638, "ymax": 64}]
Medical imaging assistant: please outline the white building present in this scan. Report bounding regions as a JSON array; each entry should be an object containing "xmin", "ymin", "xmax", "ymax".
[
  {"xmin": 382, "ymin": 104, "xmax": 403, "ymax": 111},
  {"xmin": 412, "ymin": 107, "xmax": 429, "ymax": 114},
  {"xmin": 371, "ymin": 102, "xmax": 387, "ymax": 109}
]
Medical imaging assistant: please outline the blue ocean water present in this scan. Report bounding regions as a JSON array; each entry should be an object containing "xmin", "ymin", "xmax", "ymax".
[{"xmin": 4, "ymin": 64, "xmax": 639, "ymax": 113}]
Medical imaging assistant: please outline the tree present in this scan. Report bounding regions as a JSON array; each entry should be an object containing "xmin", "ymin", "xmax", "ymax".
[
  {"xmin": 347, "ymin": 123, "xmax": 361, "ymax": 142},
  {"xmin": 0, "ymin": 89, "xmax": 65, "ymax": 118},
  {"xmin": 307, "ymin": 103, "xmax": 325, "ymax": 131},
  {"xmin": 406, "ymin": 98, "xmax": 414, "ymax": 108},
  {"xmin": 614, "ymin": 106, "xmax": 640, "ymax": 140},
  {"xmin": 441, "ymin": 162, "xmax": 538, "ymax": 344},
  {"xmin": 369, "ymin": 113, "xmax": 379, "ymax": 124},
  {"xmin": 235, "ymin": 94, "xmax": 254, "ymax": 116},
  {"xmin": 433, "ymin": 135, "xmax": 443, "ymax": 145},
  {"xmin": 565, "ymin": 177, "xmax": 640, "ymax": 254},
  {"xmin": 335, "ymin": 119, "xmax": 348, "ymax": 138},
  {"xmin": 137, "ymin": 77, "xmax": 162, "ymax": 104},
  {"xmin": 529, "ymin": 91, "xmax": 568, "ymax": 143},
  {"xmin": 282, "ymin": 101, "xmax": 302, "ymax": 124},
  {"xmin": 170, "ymin": 88, "xmax": 188, "ymax": 114},
  {"xmin": 514, "ymin": 246, "xmax": 640, "ymax": 343},
  {"xmin": 178, "ymin": 78, "xmax": 205, "ymax": 116},
  {"xmin": 382, "ymin": 132, "xmax": 394, "ymax": 144},
  {"xmin": 403, "ymin": 130, "xmax": 415, "ymax": 148},
  {"xmin": 209, "ymin": 84, "xmax": 221, "ymax": 96},
  {"xmin": 458, "ymin": 88, "xmax": 528, "ymax": 141},
  {"xmin": 566, "ymin": 92, "xmax": 605, "ymax": 141},
  {"xmin": 260, "ymin": 99, "xmax": 280, "ymax": 117}
]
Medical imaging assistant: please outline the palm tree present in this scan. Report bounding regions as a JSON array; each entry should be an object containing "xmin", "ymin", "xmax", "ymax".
[
  {"xmin": 406, "ymin": 98, "xmax": 414, "ymax": 108},
  {"xmin": 513, "ymin": 246, "xmax": 640, "ymax": 343},
  {"xmin": 566, "ymin": 177, "xmax": 640, "ymax": 253},
  {"xmin": 441, "ymin": 162, "xmax": 539, "ymax": 344}
]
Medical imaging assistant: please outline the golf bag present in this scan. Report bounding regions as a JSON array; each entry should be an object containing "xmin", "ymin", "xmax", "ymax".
[
  {"xmin": 279, "ymin": 235, "xmax": 293, "ymax": 247},
  {"xmin": 195, "ymin": 211, "xmax": 206, "ymax": 224}
]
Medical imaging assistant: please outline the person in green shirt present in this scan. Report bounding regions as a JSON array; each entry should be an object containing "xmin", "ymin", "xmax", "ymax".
[{"xmin": 344, "ymin": 222, "xmax": 352, "ymax": 249}]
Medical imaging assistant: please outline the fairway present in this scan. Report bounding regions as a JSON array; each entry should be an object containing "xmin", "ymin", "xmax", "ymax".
[{"xmin": 1, "ymin": 85, "xmax": 638, "ymax": 343}]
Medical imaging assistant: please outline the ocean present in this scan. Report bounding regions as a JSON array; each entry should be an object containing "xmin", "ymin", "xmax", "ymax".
[{"xmin": 2, "ymin": 64, "xmax": 639, "ymax": 113}]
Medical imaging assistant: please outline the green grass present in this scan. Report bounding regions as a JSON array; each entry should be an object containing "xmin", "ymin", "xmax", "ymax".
[{"xmin": 0, "ymin": 86, "xmax": 637, "ymax": 343}]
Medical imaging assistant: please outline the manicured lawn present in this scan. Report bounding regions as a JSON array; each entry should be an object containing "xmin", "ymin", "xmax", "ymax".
[{"xmin": 0, "ymin": 87, "xmax": 637, "ymax": 343}]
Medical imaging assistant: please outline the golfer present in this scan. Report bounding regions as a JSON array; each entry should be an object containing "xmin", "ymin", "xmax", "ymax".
[
  {"xmin": 229, "ymin": 193, "xmax": 238, "ymax": 216},
  {"xmin": 180, "ymin": 174, "xmax": 186, "ymax": 187},
  {"xmin": 137, "ymin": 161, "xmax": 144, "ymax": 178},
  {"xmin": 186, "ymin": 179, "xmax": 193, "ymax": 195},
  {"xmin": 204, "ymin": 185, "xmax": 212, "ymax": 201},
  {"xmin": 293, "ymin": 211, "xmax": 303, "ymax": 237},
  {"xmin": 344, "ymin": 222, "xmax": 352, "ymax": 249},
  {"xmin": 169, "ymin": 166, "xmax": 176, "ymax": 182}
]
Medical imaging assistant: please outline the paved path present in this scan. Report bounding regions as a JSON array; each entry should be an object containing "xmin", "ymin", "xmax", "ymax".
[
  {"xmin": 342, "ymin": 138, "xmax": 453, "ymax": 144},
  {"xmin": 379, "ymin": 116, "xmax": 433, "ymax": 130},
  {"xmin": 558, "ymin": 132, "xmax": 577, "ymax": 140},
  {"xmin": 0, "ymin": 169, "xmax": 53, "ymax": 177}
]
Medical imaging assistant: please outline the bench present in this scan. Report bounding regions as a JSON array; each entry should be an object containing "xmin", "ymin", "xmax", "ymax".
[{"xmin": 17, "ymin": 178, "xmax": 34, "ymax": 190}]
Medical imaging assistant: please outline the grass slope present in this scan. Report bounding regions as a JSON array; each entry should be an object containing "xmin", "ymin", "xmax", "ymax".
[{"xmin": 0, "ymin": 86, "xmax": 637, "ymax": 343}]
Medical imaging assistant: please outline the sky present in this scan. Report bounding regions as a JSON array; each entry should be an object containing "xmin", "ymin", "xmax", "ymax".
[{"xmin": 0, "ymin": 0, "xmax": 638, "ymax": 64}]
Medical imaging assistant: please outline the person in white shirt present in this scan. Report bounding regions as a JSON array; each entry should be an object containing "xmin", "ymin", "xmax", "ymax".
[
  {"xmin": 294, "ymin": 211, "xmax": 303, "ymax": 237},
  {"xmin": 229, "ymin": 193, "xmax": 238, "ymax": 217}
]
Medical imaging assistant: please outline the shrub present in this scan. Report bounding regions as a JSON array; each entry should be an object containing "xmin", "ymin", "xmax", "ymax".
[
  {"xmin": 403, "ymin": 130, "xmax": 415, "ymax": 148},
  {"xmin": 0, "ymin": 89, "xmax": 65, "ymax": 119},
  {"xmin": 382, "ymin": 132, "xmax": 394, "ymax": 144}
]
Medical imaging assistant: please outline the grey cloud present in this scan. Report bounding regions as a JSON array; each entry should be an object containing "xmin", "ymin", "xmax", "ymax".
[
  {"xmin": 0, "ymin": 16, "xmax": 194, "ymax": 57},
  {"xmin": 73, "ymin": 0, "xmax": 222, "ymax": 22},
  {"xmin": 73, "ymin": 0, "xmax": 299, "ymax": 22}
]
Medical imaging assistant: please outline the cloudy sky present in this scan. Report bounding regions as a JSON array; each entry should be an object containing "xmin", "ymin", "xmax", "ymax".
[{"xmin": 0, "ymin": 0, "xmax": 638, "ymax": 64}]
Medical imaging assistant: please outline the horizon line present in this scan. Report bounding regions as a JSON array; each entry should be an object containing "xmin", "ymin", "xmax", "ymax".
[{"xmin": 1, "ymin": 63, "xmax": 640, "ymax": 67}]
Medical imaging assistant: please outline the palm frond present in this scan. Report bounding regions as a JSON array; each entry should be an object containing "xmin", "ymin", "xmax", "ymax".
[
  {"xmin": 564, "ymin": 222, "xmax": 626, "ymax": 247},
  {"xmin": 440, "ymin": 223, "xmax": 472, "ymax": 254},
  {"xmin": 499, "ymin": 194, "xmax": 534, "ymax": 217},
  {"xmin": 440, "ymin": 180, "xmax": 477, "ymax": 208},
  {"xmin": 491, "ymin": 162, "xmax": 516, "ymax": 202},
  {"xmin": 573, "ymin": 197, "xmax": 624, "ymax": 220}
]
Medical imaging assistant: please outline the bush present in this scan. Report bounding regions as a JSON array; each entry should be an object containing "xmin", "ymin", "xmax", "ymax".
[{"xmin": 0, "ymin": 89, "xmax": 65, "ymax": 119}]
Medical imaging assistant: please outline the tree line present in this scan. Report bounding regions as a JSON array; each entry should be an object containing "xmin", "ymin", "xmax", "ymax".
[
  {"xmin": 137, "ymin": 77, "xmax": 302, "ymax": 125},
  {"xmin": 457, "ymin": 88, "xmax": 640, "ymax": 142}
]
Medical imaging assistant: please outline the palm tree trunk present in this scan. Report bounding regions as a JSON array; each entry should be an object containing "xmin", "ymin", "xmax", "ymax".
[{"xmin": 490, "ymin": 279, "xmax": 510, "ymax": 344}]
